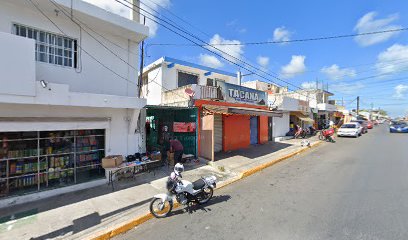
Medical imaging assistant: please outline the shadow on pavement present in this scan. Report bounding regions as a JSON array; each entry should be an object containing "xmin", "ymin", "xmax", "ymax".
[
  {"xmin": 214, "ymin": 141, "xmax": 292, "ymax": 161},
  {"xmin": 169, "ymin": 194, "xmax": 232, "ymax": 217}
]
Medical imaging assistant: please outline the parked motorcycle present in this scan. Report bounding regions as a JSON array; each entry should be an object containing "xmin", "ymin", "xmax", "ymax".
[
  {"xmin": 308, "ymin": 126, "xmax": 317, "ymax": 136},
  {"xmin": 318, "ymin": 128, "xmax": 336, "ymax": 142},
  {"xmin": 149, "ymin": 163, "xmax": 217, "ymax": 218}
]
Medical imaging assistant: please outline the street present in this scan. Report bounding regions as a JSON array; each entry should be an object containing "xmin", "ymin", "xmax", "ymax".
[{"xmin": 115, "ymin": 125, "xmax": 408, "ymax": 240}]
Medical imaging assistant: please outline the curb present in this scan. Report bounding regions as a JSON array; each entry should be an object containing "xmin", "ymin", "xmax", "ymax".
[{"xmin": 90, "ymin": 140, "xmax": 323, "ymax": 240}]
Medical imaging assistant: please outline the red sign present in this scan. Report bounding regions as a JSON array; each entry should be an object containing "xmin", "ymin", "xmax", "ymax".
[{"xmin": 173, "ymin": 122, "xmax": 196, "ymax": 133}]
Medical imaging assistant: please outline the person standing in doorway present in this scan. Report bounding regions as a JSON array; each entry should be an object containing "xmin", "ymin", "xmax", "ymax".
[{"xmin": 170, "ymin": 137, "xmax": 184, "ymax": 164}]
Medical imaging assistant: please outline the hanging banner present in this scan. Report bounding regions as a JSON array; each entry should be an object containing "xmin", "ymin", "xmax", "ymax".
[
  {"xmin": 216, "ymin": 81, "xmax": 267, "ymax": 105},
  {"xmin": 173, "ymin": 122, "xmax": 196, "ymax": 132}
]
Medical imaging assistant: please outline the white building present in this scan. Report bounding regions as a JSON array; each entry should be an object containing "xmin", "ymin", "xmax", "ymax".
[
  {"xmin": 141, "ymin": 56, "xmax": 238, "ymax": 106},
  {"xmin": 242, "ymin": 81, "xmax": 314, "ymax": 140},
  {"xmin": 0, "ymin": 0, "xmax": 148, "ymax": 201},
  {"xmin": 242, "ymin": 80, "xmax": 288, "ymax": 94}
]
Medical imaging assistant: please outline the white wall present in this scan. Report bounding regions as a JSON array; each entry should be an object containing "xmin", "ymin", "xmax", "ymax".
[
  {"xmin": 143, "ymin": 67, "xmax": 164, "ymax": 105},
  {"xmin": 0, "ymin": 1, "xmax": 140, "ymax": 97},
  {"xmin": 273, "ymin": 112, "xmax": 290, "ymax": 137},
  {"xmin": 0, "ymin": 103, "xmax": 145, "ymax": 155},
  {"xmin": 144, "ymin": 62, "xmax": 238, "ymax": 105},
  {"xmin": 0, "ymin": 32, "xmax": 36, "ymax": 96}
]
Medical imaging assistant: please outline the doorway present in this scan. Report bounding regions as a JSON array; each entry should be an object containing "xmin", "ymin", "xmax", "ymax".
[{"xmin": 250, "ymin": 116, "xmax": 259, "ymax": 145}]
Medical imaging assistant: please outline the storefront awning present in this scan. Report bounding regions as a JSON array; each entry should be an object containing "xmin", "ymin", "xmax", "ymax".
[
  {"xmin": 290, "ymin": 112, "xmax": 315, "ymax": 123},
  {"xmin": 203, "ymin": 105, "xmax": 283, "ymax": 117}
]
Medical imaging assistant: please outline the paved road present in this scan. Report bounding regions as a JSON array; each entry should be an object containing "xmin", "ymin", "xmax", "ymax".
[{"xmin": 115, "ymin": 125, "xmax": 408, "ymax": 240}]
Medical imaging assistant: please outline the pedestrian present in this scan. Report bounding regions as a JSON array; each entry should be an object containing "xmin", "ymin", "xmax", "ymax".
[
  {"xmin": 294, "ymin": 123, "xmax": 302, "ymax": 138},
  {"xmin": 170, "ymin": 137, "xmax": 184, "ymax": 164},
  {"xmin": 329, "ymin": 119, "xmax": 335, "ymax": 129}
]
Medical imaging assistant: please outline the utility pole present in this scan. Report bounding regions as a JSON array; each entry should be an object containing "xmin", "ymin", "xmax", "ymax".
[
  {"xmin": 237, "ymin": 70, "xmax": 242, "ymax": 86},
  {"xmin": 342, "ymin": 97, "xmax": 344, "ymax": 107},
  {"xmin": 138, "ymin": 16, "xmax": 146, "ymax": 98},
  {"xmin": 357, "ymin": 96, "xmax": 360, "ymax": 115}
]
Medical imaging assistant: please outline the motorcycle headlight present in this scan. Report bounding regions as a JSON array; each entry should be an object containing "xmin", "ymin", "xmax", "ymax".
[{"xmin": 390, "ymin": 126, "xmax": 396, "ymax": 129}]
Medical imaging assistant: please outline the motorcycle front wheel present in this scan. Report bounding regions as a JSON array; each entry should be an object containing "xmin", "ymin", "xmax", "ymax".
[
  {"xmin": 198, "ymin": 187, "xmax": 213, "ymax": 204},
  {"xmin": 318, "ymin": 134, "xmax": 324, "ymax": 141},
  {"xmin": 150, "ymin": 197, "xmax": 173, "ymax": 218}
]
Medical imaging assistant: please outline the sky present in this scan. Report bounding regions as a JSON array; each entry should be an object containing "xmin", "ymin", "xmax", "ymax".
[{"xmin": 84, "ymin": 0, "xmax": 408, "ymax": 117}]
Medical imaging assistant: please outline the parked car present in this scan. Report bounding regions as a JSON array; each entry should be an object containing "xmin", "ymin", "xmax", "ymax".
[
  {"xmin": 390, "ymin": 122, "xmax": 408, "ymax": 133},
  {"xmin": 337, "ymin": 122, "xmax": 362, "ymax": 138},
  {"xmin": 351, "ymin": 120, "xmax": 368, "ymax": 133},
  {"xmin": 367, "ymin": 121, "xmax": 374, "ymax": 129}
]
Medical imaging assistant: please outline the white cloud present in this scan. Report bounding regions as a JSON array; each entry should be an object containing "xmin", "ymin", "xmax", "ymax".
[
  {"xmin": 301, "ymin": 81, "xmax": 321, "ymax": 89},
  {"xmin": 273, "ymin": 26, "xmax": 291, "ymax": 43},
  {"xmin": 83, "ymin": 0, "xmax": 171, "ymax": 37},
  {"xmin": 257, "ymin": 56, "xmax": 270, "ymax": 68},
  {"xmin": 330, "ymin": 82, "xmax": 365, "ymax": 95},
  {"xmin": 280, "ymin": 55, "xmax": 306, "ymax": 79},
  {"xmin": 208, "ymin": 34, "xmax": 244, "ymax": 64},
  {"xmin": 199, "ymin": 54, "xmax": 223, "ymax": 68},
  {"xmin": 354, "ymin": 11, "xmax": 401, "ymax": 46},
  {"xmin": 321, "ymin": 64, "xmax": 356, "ymax": 80},
  {"xmin": 375, "ymin": 44, "xmax": 408, "ymax": 75},
  {"xmin": 393, "ymin": 84, "xmax": 408, "ymax": 99}
]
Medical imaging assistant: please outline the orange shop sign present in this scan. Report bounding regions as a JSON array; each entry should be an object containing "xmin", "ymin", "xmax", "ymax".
[{"xmin": 173, "ymin": 122, "xmax": 196, "ymax": 133}]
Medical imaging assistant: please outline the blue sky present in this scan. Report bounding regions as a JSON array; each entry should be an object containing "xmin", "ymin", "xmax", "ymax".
[{"xmin": 86, "ymin": 0, "xmax": 408, "ymax": 117}]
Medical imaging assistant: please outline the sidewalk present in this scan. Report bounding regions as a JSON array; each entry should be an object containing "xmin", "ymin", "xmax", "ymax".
[{"xmin": 0, "ymin": 136, "xmax": 322, "ymax": 240}]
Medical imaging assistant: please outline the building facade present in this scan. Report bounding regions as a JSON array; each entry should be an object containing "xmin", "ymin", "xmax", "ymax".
[
  {"xmin": 0, "ymin": 0, "xmax": 148, "ymax": 200},
  {"xmin": 142, "ymin": 57, "xmax": 281, "ymax": 161}
]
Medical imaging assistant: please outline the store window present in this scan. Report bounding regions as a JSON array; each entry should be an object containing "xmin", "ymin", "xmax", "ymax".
[
  {"xmin": 0, "ymin": 129, "xmax": 105, "ymax": 198},
  {"xmin": 177, "ymin": 71, "xmax": 198, "ymax": 87},
  {"xmin": 13, "ymin": 24, "xmax": 78, "ymax": 68}
]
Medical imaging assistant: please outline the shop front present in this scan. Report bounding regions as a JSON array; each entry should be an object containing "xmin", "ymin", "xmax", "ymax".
[
  {"xmin": 0, "ymin": 103, "xmax": 145, "ymax": 201},
  {"xmin": 145, "ymin": 106, "xmax": 198, "ymax": 159},
  {"xmin": 194, "ymin": 82, "xmax": 281, "ymax": 161},
  {"xmin": 0, "ymin": 128, "xmax": 106, "ymax": 198}
]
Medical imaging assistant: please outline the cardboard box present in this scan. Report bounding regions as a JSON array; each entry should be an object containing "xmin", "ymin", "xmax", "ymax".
[
  {"xmin": 150, "ymin": 152, "xmax": 162, "ymax": 161},
  {"xmin": 167, "ymin": 151, "xmax": 175, "ymax": 166},
  {"xmin": 101, "ymin": 155, "xmax": 123, "ymax": 168}
]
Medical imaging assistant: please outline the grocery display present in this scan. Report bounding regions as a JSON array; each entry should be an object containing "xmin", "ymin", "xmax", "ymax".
[{"xmin": 0, "ymin": 129, "xmax": 105, "ymax": 198}]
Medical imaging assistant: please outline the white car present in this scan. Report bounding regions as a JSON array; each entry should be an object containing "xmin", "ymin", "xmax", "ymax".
[{"xmin": 337, "ymin": 122, "xmax": 362, "ymax": 138}]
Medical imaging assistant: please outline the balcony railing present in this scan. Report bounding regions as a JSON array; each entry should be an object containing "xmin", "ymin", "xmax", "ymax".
[{"xmin": 161, "ymin": 84, "xmax": 222, "ymax": 106}]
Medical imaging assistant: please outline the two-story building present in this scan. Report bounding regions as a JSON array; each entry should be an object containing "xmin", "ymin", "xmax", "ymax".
[
  {"xmin": 243, "ymin": 80, "xmax": 314, "ymax": 140},
  {"xmin": 275, "ymin": 89, "xmax": 337, "ymax": 130},
  {"xmin": 0, "ymin": 0, "xmax": 148, "ymax": 201},
  {"xmin": 141, "ymin": 57, "xmax": 281, "ymax": 161}
]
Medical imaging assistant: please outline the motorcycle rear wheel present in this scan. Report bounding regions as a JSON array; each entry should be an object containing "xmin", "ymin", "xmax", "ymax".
[
  {"xmin": 198, "ymin": 187, "xmax": 213, "ymax": 204},
  {"xmin": 150, "ymin": 197, "xmax": 173, "ymax": 218}
]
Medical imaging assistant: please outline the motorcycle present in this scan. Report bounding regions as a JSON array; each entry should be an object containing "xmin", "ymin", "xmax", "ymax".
[
  {"xmin": 318, "ymin": 128, "xmax": 335, "ymax": 142},
  {"xmin": 308, "ymin": 126, "xmax": 317, "ymax": 136},
  {"xmin": 149, "ymin": 163, "xmax": 217, "ymax": 218}
]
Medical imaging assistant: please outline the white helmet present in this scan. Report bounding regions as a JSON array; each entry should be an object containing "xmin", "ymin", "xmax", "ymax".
[{"xmin": 174, "ymin": 163, "xmax": 184, "ymax": 177}]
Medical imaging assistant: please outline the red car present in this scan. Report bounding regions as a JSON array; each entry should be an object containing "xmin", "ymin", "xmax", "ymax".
[{"xmin": 367, "ymin": 121, "xmax": 374, "ymax": 129}]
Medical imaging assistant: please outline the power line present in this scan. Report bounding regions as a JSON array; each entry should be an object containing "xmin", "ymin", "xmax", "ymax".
[
  {"xmin": 114, "ymin": 0, "xmax": 319, "ymax": 102},
  {"xmin": 147, "ymin": 28, "xmax": 408, "ymax": 46},
  {"xmin": 48, "ymin": 0, "xmax": 190, "ymax": 102}
]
